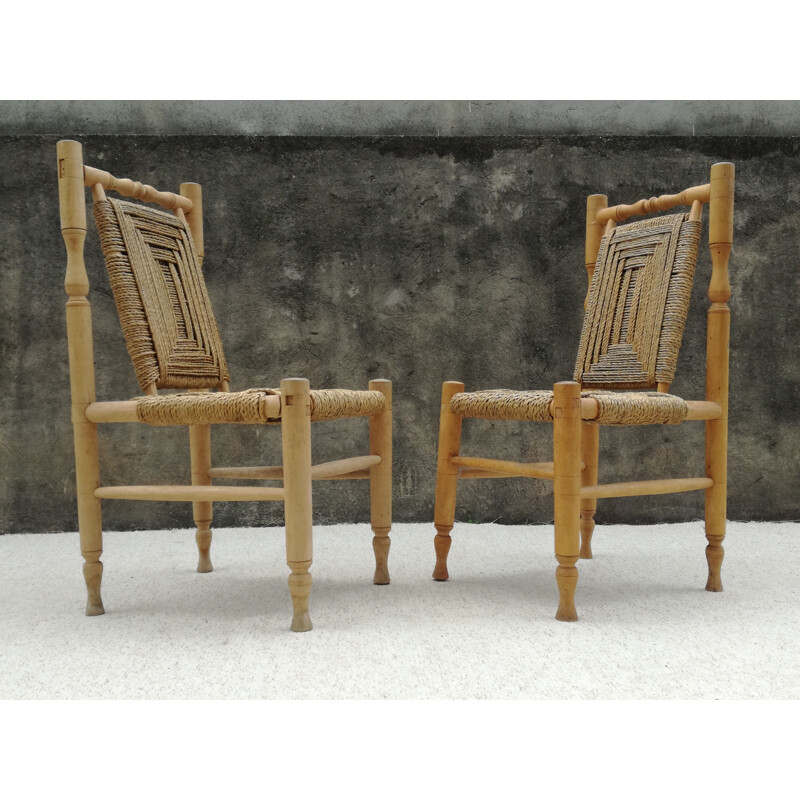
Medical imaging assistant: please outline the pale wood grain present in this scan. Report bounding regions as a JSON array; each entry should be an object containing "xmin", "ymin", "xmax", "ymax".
[
  {"xmin": 281, "ymin": 378, "xmax": 314, "ymax": 632},
  {"xmin": 553, "ymin": 381, "xmax": 581, "ymax": 621},
  {"xmin": 58, "ymin": 140, "xmax": 104, "ymax": 616},
  {"xmin": 369, "ymin": 379, "xmax": 392, "ymax": 585},
  {"xmin": 705, "ymin": 162, "xmax": 735, "ymax": 592},
  {"xmin": 432, "ymin": 381, "xmax": 464, "ymax": 581}
]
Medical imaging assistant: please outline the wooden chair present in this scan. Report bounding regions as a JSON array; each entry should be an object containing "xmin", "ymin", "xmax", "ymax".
[
  {"xmin": 432, "ymin": 162, "xmax": 734, "ymax": 621},
  {"xmin": 57, "ymin": 140, "xmax": 392, "ymax": 632}
]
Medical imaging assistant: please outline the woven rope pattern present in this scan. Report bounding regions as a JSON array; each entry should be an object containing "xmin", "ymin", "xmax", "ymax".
[
  {"xmin": 588, "ymin": 390, "xmax": 687, "ymax": 425},
  {"xmin": 308, "ymin": 389, "xmax": 386, "ymax": 421},
  {"xmin": 450, "ymin": 389, "xmax": 687, "ymax": 425},
  {"xmin": 574, "ymin": 214, "xmax": 702, "ymax": 389},
  {"xmin": 451, "ymin": 389, "xmax": 554, "ymax": 422},
  {"xmin": 136, "ymin": 388, "xmax": 386, "ymax": 426},
  {"xmin": 94, "ymin": 198, "xmax": 229, "ymax": 391}
]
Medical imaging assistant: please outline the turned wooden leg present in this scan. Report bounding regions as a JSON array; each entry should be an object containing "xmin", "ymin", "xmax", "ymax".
[
  {"xmin": 288, "ymin": 568, "xmax": 312, "ymax": 633},
  {"xmin": 705, "ymin": 391, "xmax": 727, "ymax": 593},
  {"xmin": 74, "ymin": 419, "xmax": 105, "ymax": 616},
  {"xmin": 555, "ymin": 555, "xmax": 579, "ymax": 622},
  {"xmin": 60, "ymin": 142, "xmax": 104, "ymax": 617},
  {"xmin": 433, "ymin": 381, "xmax": 464, "ymax": 581},
  {"xmin": 580, "ymin": 421, "xmax": 599, "ymax": 559},
  {"xmin": 704, "ymin": 318, "xmax": 728, "ymax": 591},
  {"xmin": 369, "ymin": 379, "xmax": 392, "ymax": 584},
  {"xmin": 82, "ymin": 559, "xmax": 104, "ymax": 616},
  {"xmin": 281, "ymin": 378, "xmax": 314, "ymax": 632},
  {"xmin": 704, "ymin": 163, "xmax": 733, "ymax": 592},
  {"xmin": 553, "ymin": 381, "xmax": 582, "ymax": 621},
  {"xmin": 190, "ymin": 424, "xmax": 213, "ymax": 573},
  {"xmin": 705, "ymin": 534, "xmax": 725, "ymax": 592}
]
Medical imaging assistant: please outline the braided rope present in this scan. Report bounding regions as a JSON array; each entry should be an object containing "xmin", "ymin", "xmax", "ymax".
[
  {"xmin": 574, "ymin": 214, "xmax": 702, "ymax": 389},
  {"xmin": 307, "ymin": 389, "xmax": 387, "ymax": 421},
  {"xmin": 451, "ymin": 389, "xmax": 554, "ymax": 422},
  {"xmin": 94, "ymin": 198, "xmax": 229, "ymax": 391},
  {"xmin": 450, "ymin": 389, "xmax": 687, "ymax": 425},
  {"xmin": 589, "ymin": 390, "xmax": 687, "ymax": 425},
  {"xmin": 136, "ymin": 388, "xmax": 386, "ymax": 426}
]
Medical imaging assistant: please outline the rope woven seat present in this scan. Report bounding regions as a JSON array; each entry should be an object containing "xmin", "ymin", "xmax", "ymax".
[
  {"xmin": 450, "ymin": 388, "xmax": 688, "ymax": 425},
  {"xmin": 136, "ymin": 388, "xmax": 387, "ymax": 426}
]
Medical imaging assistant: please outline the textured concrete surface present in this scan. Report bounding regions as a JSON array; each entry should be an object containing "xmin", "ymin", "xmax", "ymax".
[
  {"xmin": 4, "ymin": 100, "xmax": 800, "ymax": 137},
  {"xmin": 1, "ymin": 129, "xmax": 798, "ymax": 532}
]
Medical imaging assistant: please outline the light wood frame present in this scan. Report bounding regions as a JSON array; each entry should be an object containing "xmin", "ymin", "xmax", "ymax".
[
  {"xmin": 58, "ymin": 140, "xmax": 392, "ymax": 631},
  {"xmin": 432, "ymin": 163, "xmax": 734, "ymax": 621}
]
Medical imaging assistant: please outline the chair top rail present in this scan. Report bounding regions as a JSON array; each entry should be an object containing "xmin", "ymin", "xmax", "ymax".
[
  {"xmin": 596, "ymin": 182, "xmax": 710, "ymax": 224},
  {"xmin": 83, "ymin": 165, "xmax": 193, "ymax": 212}
]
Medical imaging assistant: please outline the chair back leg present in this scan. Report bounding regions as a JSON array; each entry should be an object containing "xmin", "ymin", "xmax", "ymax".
[
  {"xmin": 704, "ymin": 162, "xmax": 734, "ymax": 592},
  {"xmin": 59, "ymin": 140, "xmax": 105, "ymax": 616},
  {"xmin": 76, "ymin": 419, "xmax": 105, "ymax": 616}
]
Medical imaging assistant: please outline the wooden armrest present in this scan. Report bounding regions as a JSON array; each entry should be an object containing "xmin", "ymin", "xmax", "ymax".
[
  {"xmin": 685, "ymin": 401, "xmax": 722, "ymax": 420},
  {"xmin": 85, "ymin": 401, "xmax": 139, "ymax": 423}
]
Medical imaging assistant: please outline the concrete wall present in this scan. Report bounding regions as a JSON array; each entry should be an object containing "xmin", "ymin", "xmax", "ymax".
[{"xmin": 1, "ymin": 101, "xmax": 797, "ymax": 533}]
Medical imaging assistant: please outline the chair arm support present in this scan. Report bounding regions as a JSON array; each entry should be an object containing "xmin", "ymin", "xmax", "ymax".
[
  {"xmin": 85, "ymin": 401, "xmax": 139, "ymax": 423},
  {"xmin": 685, "ymin": 401, "xmax": 722, "ymax": 420}
]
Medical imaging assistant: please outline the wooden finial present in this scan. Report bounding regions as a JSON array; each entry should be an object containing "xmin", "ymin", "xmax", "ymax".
[{"xmin": 708, "ymin": 162, "xmax": 735, "ymax": 304}]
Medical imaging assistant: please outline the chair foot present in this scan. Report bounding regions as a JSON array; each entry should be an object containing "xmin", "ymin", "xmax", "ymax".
[
  {"xmin": 86, "ymin": 603, "xmax": 105, "ymax": 616},
  {"xmin": 705, "ymin": 536, "xmax": 724, "ymax": 592},
  {"xmin": 195, "ymin": 526, "xmax": 213, "ymax": 573},
  {"xmin": 83, "ymin": 560, "xmax": 105, "ymax": 616},
  {"xmin": 291, "ymin": 613, "xmax": 313, "ymax": 633},
  {"xmin": 579, "ymin": 512, "xmax": 595, "ymax": 559},
  {"xmin": 372, "ymin": 533, "xmax": 391, "ymax": 585},
  {"xmin": 196, "ymin": 557, "xmax": 213, "ymax": 574},
  {"xmin": 289, "ymin": 570, "xmax": 313, "ymax": 632},
  {"xmin": 433, "ymin": 528, "xmax": 452, "ymax": 581},
  {"xmin": 555, "ymin": 556, "xmax": 579, "ymax": 622}
]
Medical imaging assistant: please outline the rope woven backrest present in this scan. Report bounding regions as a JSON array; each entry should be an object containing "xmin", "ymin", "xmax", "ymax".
[
  {"xmin": 573, "ymin": 213, "xmax": 702, "ymax": 390},
  {"xmin": 93, "ymin": 197, "xmax": 230, "ymax": 391}
]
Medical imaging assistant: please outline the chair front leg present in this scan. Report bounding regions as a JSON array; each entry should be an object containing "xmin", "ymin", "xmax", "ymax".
[
  {"xmin": 281, "ymin": 378, "xmax": 314, "ymax": 632},
  {"xmin": 432, "ymin": 381, "xmax": 464, "ymax": 581},
  {"xmin": 553, "ymin": 381, "xmax": 582, "ymax": 621},
  {"xmin": 579, "ymin": 422, "xmax": 599, "ymax": 559},
  {"xmin": 369, "ymin": 379, "xmax": 392, "ymax": 584},
  {"xmin": 190, "ymin": 424, "xmax": 213, "ymax": 573}
]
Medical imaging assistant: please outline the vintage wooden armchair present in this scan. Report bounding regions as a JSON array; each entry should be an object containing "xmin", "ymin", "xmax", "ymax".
[
  {"xmin": 57, "ymin": 140, "xmax": 392, "ymax": 632},
  {"xmin": 432, "ymin": 162, "xmax": 734, "ymax": 621}
]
